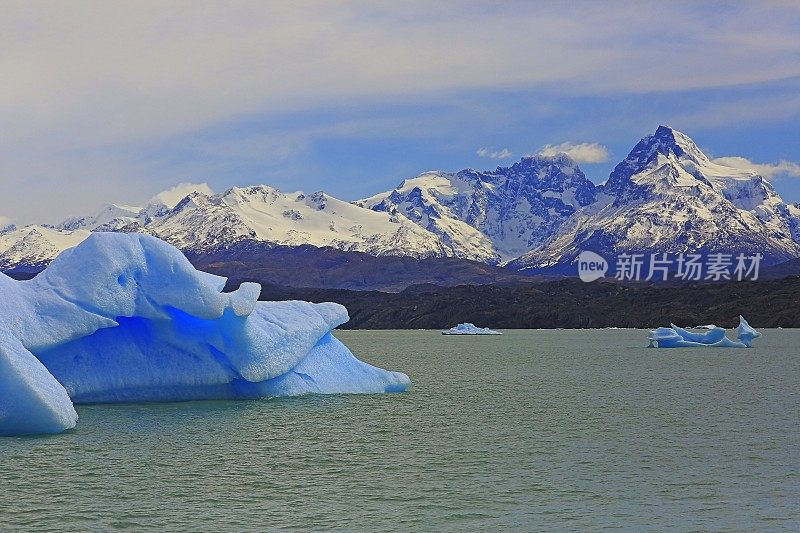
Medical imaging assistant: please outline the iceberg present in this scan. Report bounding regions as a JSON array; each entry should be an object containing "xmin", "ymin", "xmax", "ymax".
[
  {"xmin": 442, "ymin": 323, "xmax": 502, "ymax": 335},
  {"xmin": 735, "ymin": 316, "xmax": 762, "ymax": 348},
  {"xmin": 0, "ymin": 233, "xmax": 409, "ymax": 436},
  {"xmin": 647, "ymin": 316, "xmax": 760, "ymax": 348}
]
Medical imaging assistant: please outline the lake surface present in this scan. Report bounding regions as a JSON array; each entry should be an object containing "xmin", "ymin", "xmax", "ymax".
[{"xmin": 1, "ymin": 329, "xmax": 798, "ymax": 531}]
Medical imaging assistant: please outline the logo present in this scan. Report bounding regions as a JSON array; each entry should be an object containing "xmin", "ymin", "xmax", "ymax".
[
  {"xmin": 577, "ymin": 251, "xmax": 608, "ymax": 282},
  {"xmin": 574, "ymin": 250, "xmax": 762, "ymax": 282}
]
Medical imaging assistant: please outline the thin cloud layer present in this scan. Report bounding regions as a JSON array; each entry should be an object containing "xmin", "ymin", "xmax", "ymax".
[
  {"xmin": 0, "ymin": 2, "xmax": 799, "ymax": 222},
  {"xmin": 712, "ymin": 156, "xmax": 800, "ymax": 179},
  {"xmin": 2, "ymin": 1, "xmax": 796, "ymax": 148},
  {"xmin": 477, "ymin": 147, "xmax": 513, "ymax": 160},
  {"xmin": 537, "ymin": 142, "xmax": 610, "ymax": 164}
]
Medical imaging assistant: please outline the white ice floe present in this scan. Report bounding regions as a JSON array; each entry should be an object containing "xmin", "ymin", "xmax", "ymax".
[
  {"xmin": 442, "ymin": 323, "xmax": 502, "ymax": 335},
  {"xmin": 647, "ymin": 316, "xmax": 760, "ymax": 348}
]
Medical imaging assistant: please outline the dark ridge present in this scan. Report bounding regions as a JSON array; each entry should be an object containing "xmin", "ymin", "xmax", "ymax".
[
  {"xmin": 6, "ymin": 242, "xmax": 800, "ymax": 329},
  {"xmin": 187, "ymin": 240, "xmax": 545, "ymax": 292},
  {"xmin": 234, "ymin": 277, "xmax": 800, "ymax": 329}
]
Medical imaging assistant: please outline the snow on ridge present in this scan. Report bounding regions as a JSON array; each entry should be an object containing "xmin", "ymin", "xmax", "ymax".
[
  {"xmin": 358, "ymin": 153, "xmax": 598, "ymax": 262},
  {"xmin": 3, "ymin": 127, "xmax": 800, "ymax": 272},
  {"xmin": 512, "ymin": 126, "xmax": 800, "ymax": 270},
  {"xmin": 0, "ymin": 226, "xmax": 90, "ymax": 269},
  {"xmin": 136, "ymin": 183, "xmax": 453, "ymax": 259}
]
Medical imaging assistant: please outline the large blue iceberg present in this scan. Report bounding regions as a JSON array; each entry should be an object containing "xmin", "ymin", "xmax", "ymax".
[
  {"xmin": 0, "ymin": 233, "xmax": 409, "ymax": 436},
  {"xmin": 647, "ymin": 316, "xmax": 761, "ymax": 348}
]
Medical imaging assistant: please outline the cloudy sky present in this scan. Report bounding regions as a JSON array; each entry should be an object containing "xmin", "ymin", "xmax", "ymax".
[{"xmin": 1, "ymin": 1, "xmax": 799, "ymax": 224}]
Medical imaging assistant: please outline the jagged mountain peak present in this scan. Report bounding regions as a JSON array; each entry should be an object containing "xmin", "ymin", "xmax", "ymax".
[
  {"xmin": 57, "ymin": 202, "xmax": 143, "ymax": 232},
  {"xmin": 359, "ymin": 155, "xmax": 597, "ymax": 262},
  {"xmin": 602, "ymin": 125, "xmax": 781, "ymax": 208},
  {"xmin": 219, "ymin": 184, "xmax": 285, "ymax": 206},
  {"xmin": 0, "ymin": 222, "xmax": 17, "ymax": 234},
  {"xmin": 171, "ymin": 190, "xmax": 218, "ymax": 210},
  {"xmin": 482, "ymin": 153, "xmax": 580, "ymax": 179},
  {"xmin": 626, "ymin": 125, "xmax": 706, "ymax": 166},
  {"xmin": 490, "ymin": 154, "xmax": 586, "ymax": 192},
  {"xmin": 636, "ymin": 125, "xmax": 706, "ymax": 162},
  {"xmin": 514, "ymin": 127, "xmax": 800, "ymax": 272},
  {"xmin": 603, "ymin": 126, "xmax": 716, "ymax": 197},
  {"xmin": 218, "ymin": 185, "xmax": 335, "ymax": 212}
]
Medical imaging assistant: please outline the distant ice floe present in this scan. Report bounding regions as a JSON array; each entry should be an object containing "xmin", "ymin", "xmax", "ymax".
[
  {"xmin": 0, "ymin": 233, "xmax": 410, "ymax": 437},
  {"xmin": 648, "ymin": 316, "xmax": 760, "ymax": 348},
  {"xmin": 442, "ymin": 323, "xmax": 502, "ymax": 335}
]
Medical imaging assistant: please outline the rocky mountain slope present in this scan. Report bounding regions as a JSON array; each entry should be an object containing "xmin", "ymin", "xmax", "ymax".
[
  {"xmin": 510, "ymin": 126, "xmax": 800, "ymax": 271},
  {"xmin": 148, "ymin": 186, "xmax": 450, "ymax": 258},
  {"xmin": 357, "ymin": 153, "xmax": 596, "ymax": 263},
  {"xmin": 0, "ymin": 225, "xmax": 90, "ymax": 272}
]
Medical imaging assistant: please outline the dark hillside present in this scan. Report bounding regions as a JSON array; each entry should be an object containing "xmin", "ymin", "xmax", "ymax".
[{"xmin": 245, "ymin": 277, "xmax": 800, "ymax": 329}]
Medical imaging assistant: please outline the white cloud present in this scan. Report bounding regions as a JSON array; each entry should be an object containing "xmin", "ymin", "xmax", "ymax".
[
  {"xmin": 537, "ymin": 142, "xmax": 610, "ymax": 164},
  {"xmin": 150, "ymin": 182, "xmax": 215, "ymax": 209},
  {"xmin": 477, "ymin": 147, "xmax": 513, "ymax": 160},
  {"xmin": 711, "ymin": 156, "xmax": 800, "ymax": 179},
  {"xmin": 0, "ymin": 215, "xmax": 12, "ymax": 227}
]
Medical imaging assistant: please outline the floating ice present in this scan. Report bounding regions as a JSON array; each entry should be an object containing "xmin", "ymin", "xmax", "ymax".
[
  {"xmin": 442, "ymin": 323, "xmax": 502, "ymax": 335},
  {"xmin": 647, "ymin": 316, "xmax": 760, "ymax": 348},
  {"xmin": 0, "ymin": 331, "xmax": 78, "ymax": 436},
  {"xmin": 0, "ymin": 233, "xmax": 409, "ymax": 436},
  {"xmin": 735, "ymin": 316, "xmax": 761, "ymax": 348}
]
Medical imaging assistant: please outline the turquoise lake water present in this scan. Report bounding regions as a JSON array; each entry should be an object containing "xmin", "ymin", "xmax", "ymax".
[{"xmin": 1, "ymin": 329, "xmax": 798, "ymax": 531}]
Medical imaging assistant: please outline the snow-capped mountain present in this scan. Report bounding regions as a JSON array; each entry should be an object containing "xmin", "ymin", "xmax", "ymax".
[
  {"xmin": 3, "ymin": 126, "xmax": 800, "ymax": 277},
  {"xmin": 55, "ymin": 182, "xmax": 215, "ymax": 232},
  {"xmin": 357, "ymin": 153, "xmax": 596, "ymax": 263},
  {"xmin": 0, "ymin": 183, "xmax": 213, "ymax": 270},
  {"xmin": 140, "ymin": 182, "xmax": 216, "ymax": 223},
  {"xmin": 0, "ymin": 183, "xmax": 452, "ymax": 270},
  {"xmin": 0, "ymin": 218, "xmax": 15, "ymax": 233},
  {"xmin": 510, "ymin": 126, "xmax": 800, "ymax": 271},
  {"xmin": 147, "ymin": 185, "xmax": 450, "ymax": 257},
  {"xmin": 0, "ymin": 225, "xmax": 90, "ymax": 271},
  {"xmin": 57, "ymin": 203, "xmax": 144, "ymax": 232}
]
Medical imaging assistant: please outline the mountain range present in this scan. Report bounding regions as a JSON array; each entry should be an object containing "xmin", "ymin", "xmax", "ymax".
[{"xmin": 2, "ymin": 126, "xmax": 799, "ymax": 283}]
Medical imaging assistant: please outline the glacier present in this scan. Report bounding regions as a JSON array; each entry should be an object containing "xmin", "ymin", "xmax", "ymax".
[
  {"xmin": 647, "ymin": 316, "xmax": 760, "ymax": 348},
  {"xmin": 442, "ymin": 323, "xmax": 502, "ymax": 335},
  {"xmin": 0, "ymin": 233, "xmax": 410, "ymax": 436}
]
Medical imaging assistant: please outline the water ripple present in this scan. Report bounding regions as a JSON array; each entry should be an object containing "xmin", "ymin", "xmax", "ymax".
[{"xmin": 1, "ymin": 329, "xmax": 798, "ymax": 531}]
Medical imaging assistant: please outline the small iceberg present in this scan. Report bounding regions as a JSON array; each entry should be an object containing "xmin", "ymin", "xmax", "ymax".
[
  {"xmin": 647, "ymin": 316, "xmax": 760, "ymax": 348},
  {"xmin": 442, "ymin": 323, "xmax": 502, "ymax": 335}
]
